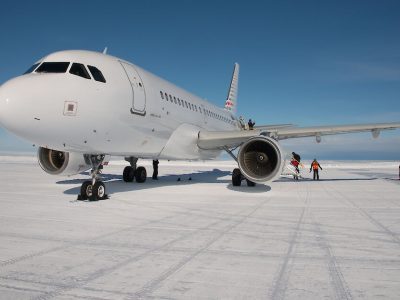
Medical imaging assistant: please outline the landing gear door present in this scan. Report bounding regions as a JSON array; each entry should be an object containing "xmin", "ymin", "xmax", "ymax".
[{"xmin": 120, "ymin": 62, "xmax": 146, "ymax": 116}]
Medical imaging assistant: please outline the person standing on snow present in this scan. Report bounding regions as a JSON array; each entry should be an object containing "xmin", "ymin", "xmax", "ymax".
[
  {"xmin": 290, "ymin": 152, "xmax": 301, "ymax": 180},
  {"xmin": 248, "ymin": 119, "xmax": 255, "ymax": 130},
  {"xmin": 152, "ymin": 160, "xmax": 159, "ymax": 180},
  {"xmin": 310, "ymin": 158, "xmax": 323, "ymax": 180}
]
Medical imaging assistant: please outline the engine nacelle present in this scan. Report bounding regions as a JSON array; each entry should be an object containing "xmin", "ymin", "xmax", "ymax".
[
  {"xmin": 38, "ymin": 147, "xmax": 91, "ymax": 176},
  {"xmin": 238, "ymin": 136, "xmax": 284, "ymax": 183}
]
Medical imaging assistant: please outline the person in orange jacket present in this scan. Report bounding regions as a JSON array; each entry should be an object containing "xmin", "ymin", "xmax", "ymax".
[{"xmin": 310, "ymin": 159, "xmax": 323, "ymax": 180}]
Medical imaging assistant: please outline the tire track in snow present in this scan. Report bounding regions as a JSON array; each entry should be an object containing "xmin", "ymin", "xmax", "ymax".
[
  {"xmin": 310, "ymin": 212, "xmax": 353, "ymax": 300},
  {"xmin": 30, "ymin": 198, "xmax": 271, "ymax": 300},
  {"xmin": 0, "ymin": 201, "xmax": 232, "ymax": 268},
  {"xmin": 269, "ymin": 182, "xmax": 308, "ymax": 300},
  {"xmin": 132, "ymin": 197, "xmax": 273, "ymax": 299},
  {"xmin": 324, "ymin": 183, "xmax": 400, "ymax": 245}
]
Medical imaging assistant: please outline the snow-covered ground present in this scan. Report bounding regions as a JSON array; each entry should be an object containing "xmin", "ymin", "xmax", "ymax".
[{"xmin": 0, "ymin": 156, "xmax": 399, "ymax": 299}]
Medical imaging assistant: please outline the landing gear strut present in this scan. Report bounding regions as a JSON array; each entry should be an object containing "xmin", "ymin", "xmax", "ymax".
[
  {"xmin": 78, "ymin": 154, "xmax": 108, "ymax": 201},
  {"xmin": 123, "ymin": 157, "xmax": 147, "ymax": 183}
]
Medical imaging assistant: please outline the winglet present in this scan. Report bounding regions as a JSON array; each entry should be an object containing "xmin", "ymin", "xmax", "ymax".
[
  {"xmin": 224, "ymin": 63, "xmax": 239, "ymax": 115},
  {"xmin": 102, "ymin": 47, "xmax": 108, "ymax": 54}
]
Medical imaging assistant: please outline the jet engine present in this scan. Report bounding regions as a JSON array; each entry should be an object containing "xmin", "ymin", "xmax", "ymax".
[
  {"xmin": 38, "ymin": 147, "xmax": 91, "ymax": 176},
  {"xmin": 238, "ymin": 136, "xmax": 284, "ymax": 183}
]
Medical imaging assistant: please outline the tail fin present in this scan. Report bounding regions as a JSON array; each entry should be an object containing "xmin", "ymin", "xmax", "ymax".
[{"xmin": 224, "ymin": 63, "xmax": 239, "ymax": 115}]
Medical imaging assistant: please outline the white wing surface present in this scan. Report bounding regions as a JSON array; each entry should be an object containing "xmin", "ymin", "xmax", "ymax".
[{"xmin": 198, "ymin": 122, "xmax": 400, "ymax": 150}]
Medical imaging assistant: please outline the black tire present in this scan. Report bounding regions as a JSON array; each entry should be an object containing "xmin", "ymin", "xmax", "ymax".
[
  {"xmin": 123, "ymin": 166, "xmax": 135, "ymax": 182},
  {"xmin": 90, "ymin": 181, "xmax": 106, "ymax": 201},
  {"xmin": 135, "ymin": 166, "xmax": 147, "ymax": 183},
  {"xmin": 232, "ymin": 168, "xmax": 242, "ymax": 186},
  {"xmin": 80, "ymin": 181, "xmax": 92, "ymax": 200},
  {"xmin": 246, "ymin": 179, "xmax": 256, "ymax": 187}
]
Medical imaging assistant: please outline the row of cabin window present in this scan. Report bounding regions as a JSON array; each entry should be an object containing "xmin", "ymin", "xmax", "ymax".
[{"xmin": 159, "ymin": 91, "xmax": 235, "ymax": 125}]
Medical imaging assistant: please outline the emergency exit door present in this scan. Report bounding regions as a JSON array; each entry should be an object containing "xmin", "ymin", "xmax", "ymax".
[{"xmin": 120, "ymin": 62, "xmax": 146, "ymax": 116}]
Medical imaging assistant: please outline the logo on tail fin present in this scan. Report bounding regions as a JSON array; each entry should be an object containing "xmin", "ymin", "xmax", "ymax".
[{"xmin": 224, "ymin": 63, "xmax": 239, "ymax": 114}]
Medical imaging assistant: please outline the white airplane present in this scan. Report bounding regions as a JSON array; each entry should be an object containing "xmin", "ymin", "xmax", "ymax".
[{"xmin": 0, "ymin": 50, "xmax": 399, "ymax": 200}]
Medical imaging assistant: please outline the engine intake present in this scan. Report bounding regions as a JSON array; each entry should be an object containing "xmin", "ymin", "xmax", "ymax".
[
  {"xmin": 238, "ymin": 136, "xmax": 283, "ymax": 183},
  {"xmin": 38, "ymin": 147, "xmax": 91, "ymax": 176}
]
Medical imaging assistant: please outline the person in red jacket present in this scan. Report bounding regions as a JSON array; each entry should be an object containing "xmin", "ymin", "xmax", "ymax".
[
  {"xmin": 290, "ymin": 152, "xmax": 301, "ymax": 180},
  {"xmin": 310, "ymin": 159, "xmax": 323, "ymax": 180}
]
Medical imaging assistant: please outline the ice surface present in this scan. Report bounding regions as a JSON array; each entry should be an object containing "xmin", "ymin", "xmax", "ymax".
[{"xmin": 0, "ymin": 156, "xmax": 399, "ymax": 299}]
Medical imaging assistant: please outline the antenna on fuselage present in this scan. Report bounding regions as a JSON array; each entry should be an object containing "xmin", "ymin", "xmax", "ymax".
[{"xmin": 102, "ymin": 47, "xmax": 108, "ymax": 54}]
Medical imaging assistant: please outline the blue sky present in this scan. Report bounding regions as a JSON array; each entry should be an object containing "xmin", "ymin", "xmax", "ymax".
[{"xmin": 1, "ymin": 0, "xmax": 399, "ymax": 159}]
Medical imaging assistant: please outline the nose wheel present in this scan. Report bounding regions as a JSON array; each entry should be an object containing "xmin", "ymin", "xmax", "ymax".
[{"xmin": 77, "ymin": 155, "xmax": 108, "ymax": 201}]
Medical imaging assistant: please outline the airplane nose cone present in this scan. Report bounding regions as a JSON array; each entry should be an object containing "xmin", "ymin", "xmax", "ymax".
[
  {"xmin": 0, "ymin": 77, "xmax": 38, "ymax": 138},
  {"xmin": 0, "ymin": 82, "xmax": 12, "ymax": 127},
  {"xmin": 0, "ymin": 79, "xmax": 20, "ymax": 129}
]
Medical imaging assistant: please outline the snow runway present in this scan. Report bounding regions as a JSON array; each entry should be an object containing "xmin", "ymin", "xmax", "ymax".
[{"xmin": 0, "ymin": 157, "xmax": 399, "ymax": 299}]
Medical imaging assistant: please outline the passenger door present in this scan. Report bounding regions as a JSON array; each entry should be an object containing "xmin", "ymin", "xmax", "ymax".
[{"xmin": 120, "ymin": 62, "xmax": 146, "ymax": 116}]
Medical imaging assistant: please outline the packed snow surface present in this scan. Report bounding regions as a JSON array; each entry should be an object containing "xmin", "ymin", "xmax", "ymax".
[{"xmin": 0, "ymin": 156, "xmax": 399, "ymax": 299}]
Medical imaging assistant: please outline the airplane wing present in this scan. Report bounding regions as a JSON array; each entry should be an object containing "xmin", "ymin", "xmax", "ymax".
[
  {"xmin": 197, "ymin": 122, "xmax": 400, "ymax": 150},
  {"xmin": 253, "ymin": 124, "xmax": 294, "ymax": 130}
]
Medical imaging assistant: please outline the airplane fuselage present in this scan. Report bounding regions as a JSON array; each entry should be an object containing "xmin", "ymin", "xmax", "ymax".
[{"xmin": 0, "ymin": 50, "xmax": 239, "ymax": 160}]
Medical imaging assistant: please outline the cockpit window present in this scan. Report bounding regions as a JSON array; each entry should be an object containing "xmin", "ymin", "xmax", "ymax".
[
  {"xmin": 36, "ymin": 62, "xmax": 70, "ymax": 73},
  {"xmin": 69, "ymin": 63, "xmax": 91, "ymax": 79},
  {"xmin": 87, "ymin": 65, "xmax": 106, "ymax": 83},
  {"xmin": 23, "ymin": 63, "xmax": 40, "ymax": 74}
]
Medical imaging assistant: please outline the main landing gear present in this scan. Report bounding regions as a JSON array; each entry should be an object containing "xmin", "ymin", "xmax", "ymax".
[
  {"xmin": 223, "ymin": 147, "xmax": 256, "ymax": 187},
  {"xmin": 232, "ymin": 168, "xmax": 256, "ymax": 187},
  {"xmin": 122, "ymin": 157, "xmax": 147, "ymax": 184},
  {"xmin": 78, "ymin": 155, "xmax": 108, "ymax": 201}
]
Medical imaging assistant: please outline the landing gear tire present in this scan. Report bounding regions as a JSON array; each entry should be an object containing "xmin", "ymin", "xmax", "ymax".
[
  {"xmin": 232, "ymin": 168, "xmax": 242, "ymax": 186},
  {"xmin": 123, "ymin": 166, "xmax": 135, "ymax": 182},
  {"xmin": 246, "ymin": 179, "xmax": 256, "ymax": 187},
  {"xmin": 89, "ymin": 181, "xmax": 106, "ymax": 201},
  {"xmin": 135, "ymin": 166, "xmax": 147, "ymax": 183},
  {"xmin": 79, "ymin": 180, "xmax": 92, "ymax": 200}
]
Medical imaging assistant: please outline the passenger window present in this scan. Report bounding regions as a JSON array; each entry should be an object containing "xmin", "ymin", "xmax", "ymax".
[
  {"xmin": 160, "ymin": 91, "xmax": 164, "ymax": 99},
  {"xmin": 178, "ymin": 98, "xmax": 181, "ymax": 106},
  {"xmin": 173, "ymin": 96, "xmax": 177, "ymax": 104},
  {"xmin": 24, "ymin": 63, "xmax": 40, "ymax": 74},
  {"xmin": 69, "ymin": 63, "xmax": 91, "ymax": 79},
  {"xmin": 169, "ymin": 95, "xmax": 173, "ymax": 102},
  {"xmin": 165, "ymin": 92, "xmax": 168, "ymax": 100},
  {"xmin": 36, "ymin": 62, "xmax": 70, "ymax": 73},
  {"xmin": 88, "ymin": 65, "xmax": 106, "ymax": 82}
]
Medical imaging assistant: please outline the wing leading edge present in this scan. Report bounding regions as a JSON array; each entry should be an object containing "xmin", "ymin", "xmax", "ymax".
[{"xmin": 197, "ymin": 122, "xmax": 400, "ymax": 150}]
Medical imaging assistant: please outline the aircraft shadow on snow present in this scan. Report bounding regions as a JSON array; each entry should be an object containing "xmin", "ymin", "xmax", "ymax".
[{"xmin": 58, "ymin": 169, "xmax": 272, "ymax": 197}]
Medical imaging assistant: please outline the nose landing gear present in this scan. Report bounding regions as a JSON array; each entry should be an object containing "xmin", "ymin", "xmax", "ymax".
[{"xmin": 78, "ymin": 154, "xmax": 108, "ymax": 201}]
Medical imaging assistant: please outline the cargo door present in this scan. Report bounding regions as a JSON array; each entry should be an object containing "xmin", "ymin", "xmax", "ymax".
[{"xmin": 120, "ymin": 62, "xmax": 146, "ymax": 116}]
